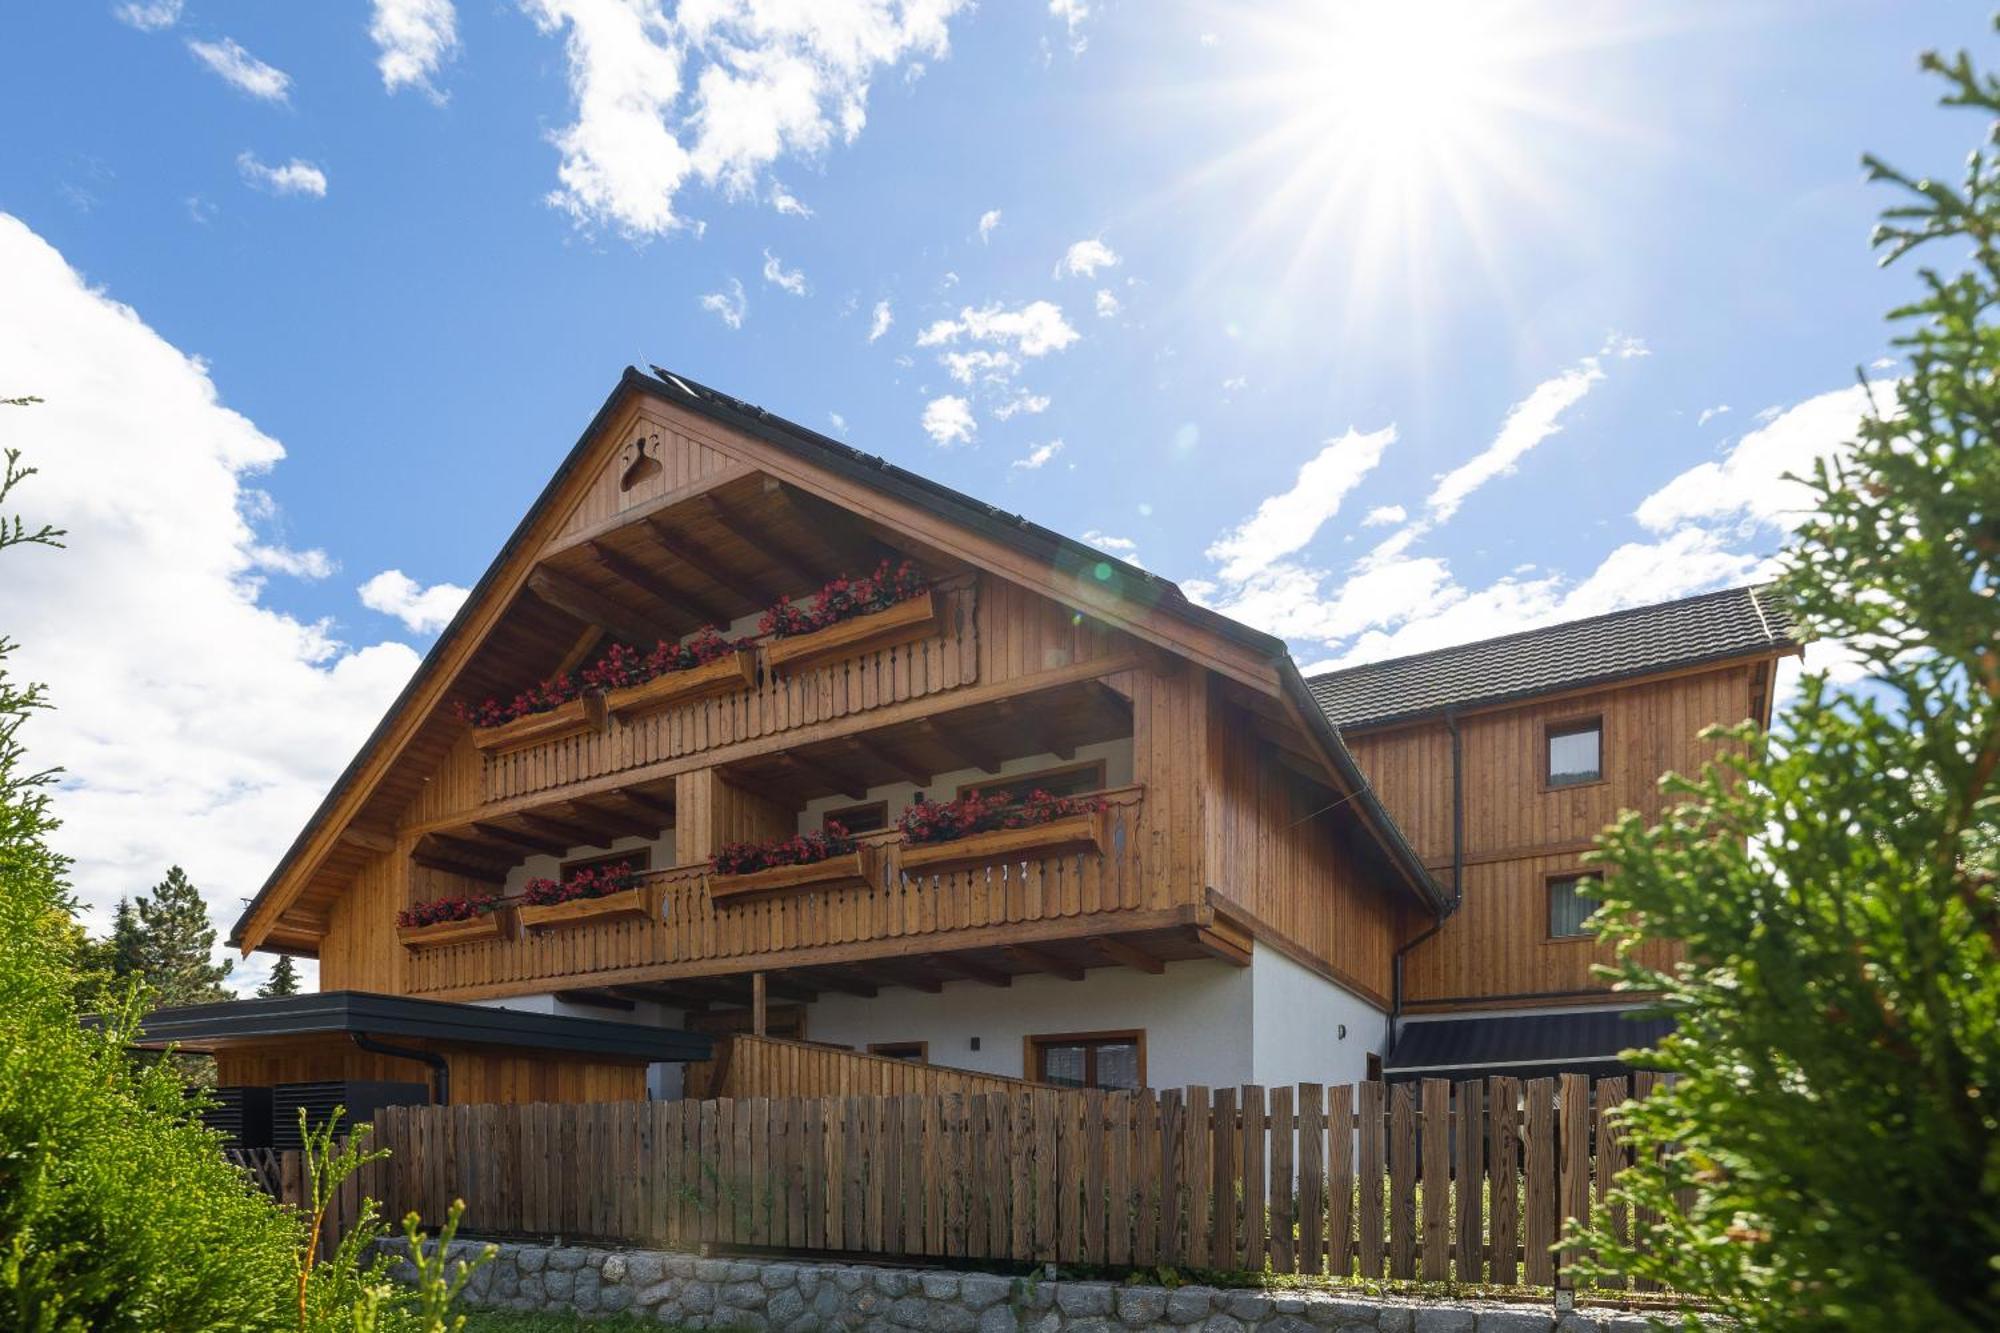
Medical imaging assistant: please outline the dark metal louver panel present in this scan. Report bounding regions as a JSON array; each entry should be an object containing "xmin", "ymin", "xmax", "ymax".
[{"xmin": 271, "ymin": 1080, "xmax": 427, "ymax": 1151}]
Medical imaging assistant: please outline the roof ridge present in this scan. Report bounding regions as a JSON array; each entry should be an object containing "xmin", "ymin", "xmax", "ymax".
[{"xmin": 1306, "ymin": 582, "xmax": 1779, "ymax": 684}]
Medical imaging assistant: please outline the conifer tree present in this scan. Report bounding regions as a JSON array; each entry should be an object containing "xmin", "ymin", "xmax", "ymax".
[
  {"xmin": 258, "ymin": 952, "xmax": 300, "ymax": 998},
  {"xmin": 132, "ymin": 865, "xmax": 232, "ymax": 1007},
  {"xmin": 1574, "ymin": 33, "xmax": 2000, "ymax": 1332}
]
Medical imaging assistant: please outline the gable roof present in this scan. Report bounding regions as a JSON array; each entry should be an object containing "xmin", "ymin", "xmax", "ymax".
[
  {"xmin": 1307, "ymin": 584, "xmax": 1798, "ymax": 731},
  {"xmin": 230, "ymin": 367, "xmax": 1446, "ymax": 951}
]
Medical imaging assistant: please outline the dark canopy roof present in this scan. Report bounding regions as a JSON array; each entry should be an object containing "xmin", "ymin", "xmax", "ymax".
[
  {"xmin": 1384, "ymin": 1007, "xmax": 1673, "ymax": 1082},
  {"xmin": 1307, "ymin": 584, "xmax": 1797, "ymax": 731},
  {"xmin": 130, "ymin": 990, "xmax": 712, "ymax": 1062}
]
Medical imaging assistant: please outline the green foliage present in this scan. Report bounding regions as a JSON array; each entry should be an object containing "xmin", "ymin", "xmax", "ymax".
[
  {"xmin": 0, "ymin": 445, "xmax": 301, "ymax": 1330},
  {"xmin": 1569, "ymin": 31, "xmax": 2000, "ymax": 1333},
  {"xmin": 133, "ymin": 864, "xmax": 234, "ymax": 1006},
  {"xmin": 261, "ymin": 952, "xmax": 303, "ymax": 998}
]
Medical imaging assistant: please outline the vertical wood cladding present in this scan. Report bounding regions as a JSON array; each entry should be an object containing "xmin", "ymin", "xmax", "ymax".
[{"xmin": 1346, "ymin": 664, "xmax": 1763, "ymax": 1006}]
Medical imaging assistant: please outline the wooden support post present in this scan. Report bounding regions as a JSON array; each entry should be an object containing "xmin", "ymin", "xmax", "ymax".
[{"xmin": 751, "ymin": 971, "xmax": 768, "ymax": 1037}]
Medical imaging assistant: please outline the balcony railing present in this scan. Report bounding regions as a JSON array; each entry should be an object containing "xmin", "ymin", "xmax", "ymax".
[
  {"xmin": 404, "ymin": 785, "xmax": 1158, "ymax": 997},
  {"xmin": 480, "ymin": 575, "xmax": 979, "ymax": 805}
]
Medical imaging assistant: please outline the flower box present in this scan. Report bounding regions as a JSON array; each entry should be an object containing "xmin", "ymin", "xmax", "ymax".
[
  {"xmin": 467, "ymin": 693, "xmax": 606, "ymax": 755},
  {"xmin": 709, "ymin": 846, "xmax": 880, "ymax": 903},
  {"xmin": 518, "ymin": 882, "xmax": 663, "ymax": 932},
  {"xmin": 898, "ymin": 809, "xmax": 1111, "ymax": 876},
  {"xmin": 761, "ymin": 589, "xmax": 944, "ymax": 677},
  {"xmin": 603, "ymin": 648, "xmax": 757, "ymax": 721},
  {"xmin": 397, "ymin": 910, "xmax": 512, "ymax": 949}
]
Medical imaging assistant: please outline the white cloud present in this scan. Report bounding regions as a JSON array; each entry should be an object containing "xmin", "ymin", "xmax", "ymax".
[
  {"xmin": 236, "ymin": 152, "xmax": 328, "ymax": 198},
  {"xmin": 0, "ymin": 214, "xmax": 429, "ymax": 989},
  {"xmin": 1361, "ymin": 504, "xmax": 1405, "ymax": 527},
  {"xmin": 525, "ymin": 0, "xmax": 967, "ymax": 239},
  {"xmin": 977, "ymin": 208, "xmax": 1002, "ymax": 242},
  {"xmin": 1094, "ymin": 288, "xmax": 1119, "ymax": 319},
  {"xmin": 1011, "ymin": 439, "xmax": 1063, "ymax": 471},
  {"xmin": 1636, "ymin": 382, "xmax": 1887, "ymax": 534},
  {"xmin": 698, "ymin": 277, "xmax": 747, "ymax": 328},
  {"xmin": 1697, "ymin": 403, "xmax": 1729, "ymax": 427},
  {"xmin": 1426, "ymin": 354, "xmax": 1604, "ymax": 522},
  {"xmin": 358, "ymin": 569, "xmax": 470, "ymax": 634},
  {"xmin": 1048, "ymin": 0, "xmax": 1089, "ymax": 55},
  {"xmin": 114, "ymin": 0, "xmax": 182, "ymax": 31},
  {"xmin": 1204, "ymin": 426, "xmax": 1395, "ymax": 582},
  {"xmin": 1056, "ymin": 237, "xmax": 1118, "ymax": 278},
  {"xmin": 992, "ymin": 391, "xmax": 1050, "ymax": 420},
  {"xmin": 827, "ymin": 410, "xmax": 848, "ymax": 434},
  {"xmin": 939, "ymin": 349, "xmax": 1018, "ymax": 386},
  {"xmin": 921, "ymin": 394, "xmax": 975, "ymax": 446},
  {"xmin": 1082, "ymin": 530, "xmax": 1141, "ymax": 567},
  {"xmin": 370, "ymin": 0, "xmax": 460, "ymax": 101},
  {"xmin": 770, "ymin": 181, "xmax": 813, "ymax": 216},
  {"xmin": 761, "ymin": 248, "xmax": 808, "ymax": 296},
  {"xmin": 867, "ymin": 299, "xmax": 892, "ymax": 342},
  {"xmin": 188, "ymin": 37, "xmax": 292, "ymax": 103},
  {"xmin": 249, "ymin": 544, "xmax": 337, "ymax": 580},
  {"xmin": 916, "ymin": 300, "xmax": 1079, "ymax": 357}
]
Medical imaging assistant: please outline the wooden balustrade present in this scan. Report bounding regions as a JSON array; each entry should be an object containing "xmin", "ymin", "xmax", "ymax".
[
  {"xmin": 479, "ymin": 577, "xmax": 979, "ymax": 804},
  {"xmin": 686, "ymin": 1034, "xmax": 1042, "ymax": 1100},
  {"xmin": 405, "ymin": 786, "xmax": 1155, "ymax": 997}
]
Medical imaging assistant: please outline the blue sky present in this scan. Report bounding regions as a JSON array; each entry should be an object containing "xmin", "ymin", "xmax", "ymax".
[{"xmin": 0, "ymin": 1, "xmax": 1974, "ymax": 983}]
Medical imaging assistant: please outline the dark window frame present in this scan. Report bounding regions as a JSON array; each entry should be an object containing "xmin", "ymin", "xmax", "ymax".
[
  {"xmin": 1541, "ymin": 715, "xmax": 1605, "ymax": 791},
  {"xmin": 1025, "ymin": 1028, "xmax": 1146, "ymax": 1090},
  {"xmin": 867, "ymin": 1041, "xmax": 929, "ymax": 1063},
  {"xmin": 822, "ymin": 801, "xmax": 889, "ymax": 835},
  {"xmin": 558, "ymin": 847, "xmax": 653, "ymax": 880},
  {"xmin": 1546, "ymin": 869, "xmax": 1607, "ymax": 940}
]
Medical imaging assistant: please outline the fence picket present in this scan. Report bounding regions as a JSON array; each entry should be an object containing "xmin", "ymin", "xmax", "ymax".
[
  {"xmin": 1268, "ymin": 1085, "xmax": 1295, "ymax": 1274},
  {"xmin": 1420, "ymin": 1079, "xmax": 1450, "ymax": 1281}
]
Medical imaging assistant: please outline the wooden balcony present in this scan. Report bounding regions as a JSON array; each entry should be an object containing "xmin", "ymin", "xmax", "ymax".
[
  {"xmin": 479, "ymin": 576, "xmax": 979, "ymax": 805},
  {"xmin": 402, "ymin": 785, "xmax": 1225, "ymax": 1000}
]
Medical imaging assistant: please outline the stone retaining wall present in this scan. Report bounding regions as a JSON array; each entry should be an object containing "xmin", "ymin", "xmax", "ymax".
[{"xmin": 382, "ymin": 1240, "xmax": 1679, "ymax": 1333}]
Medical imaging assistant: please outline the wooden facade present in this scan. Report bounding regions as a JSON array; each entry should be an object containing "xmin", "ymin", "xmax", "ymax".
[
  {"xmin": 233, "ymin": 372, "xmax": 1433, "ymax": 1074},
  {"xmin": 1345, "ymin": 660, "xmax": 1778, "ymax": 1009}
]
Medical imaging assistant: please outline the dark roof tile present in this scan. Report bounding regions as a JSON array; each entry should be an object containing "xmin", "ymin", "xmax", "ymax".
[{"xmin": 1307, "ymin": 585, "xmax": 1796, "ymax": 730}]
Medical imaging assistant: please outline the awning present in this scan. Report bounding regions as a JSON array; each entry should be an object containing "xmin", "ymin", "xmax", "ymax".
[
  {"xmin": 1385, "ymin": 1008, "xmax": 1671, "ymax": 1082},
  {"xmin": 128, "ymin": 989, "xmax": 713, "ymax": 1063}
]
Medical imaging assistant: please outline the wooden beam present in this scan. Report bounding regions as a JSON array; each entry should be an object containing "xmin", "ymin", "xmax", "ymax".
[
  {"xmin": 527, "ymin": 566, "xmax": 664, "ymax": 646},
  {"xmin": 617, "ymin": 787, "xmax": 678, "ymax": 818},
  {"xmin": 853, "ymin": 963, "xmax": 942, "ymax": 995},
  {"xmin": 586, "ymin": 539, "xmax": 721, "ymax": 630},
  {"xmin": 518, "ymin": 812, "xmax": 609, "ymax": 850},
  {"xmin": 1004, "ymin": 944, "xmax": 1085, "ymax": 982},
  {"xmin": 1191, "ymin": 926, "xmax": 1253, "ymax": 968},
  {"xmin": 644, "ymin": 516, "xmax": 779, "ymax": 604},
  {"xmin": 431, "ymin": 831, "xmax": 522, "ymax": 867},
  {"xmin": 997, "ymin": 699, "xmax": 1074, "ymax": 762},
  {"xmin": 471, "ymin": 821, "xmax": 568, "ymax": 857},
  {"xmin": 751, "ymin": 972, "xmax": 767, "ymax": 1036},
  {"xmin": 928, "ymin": 955, "xmax": 1013, "ymax": 988},
  {"xmin": 799, "ymin": 967, "xmax": 878, "ymax": 999},
  {"xmin": 609, "ymin": 983, "xmax": 711, "ymax": 1012},
  {"xmin": 918, "ymin": 717, "xmax": 1001, "ymax": 775},
  {"xmin": 701, "ymin": 491, "xmax": 822, "ymax": 588},
  {"xmin": 1091, "ymin": 935, "xmax": 1165, "ymax": 975},
  {"xmin": 339, "ymin": 826, "xmax": 396, "ymax": 856},
  {"xmin": 772, "ymin": 483, "xmax": 900, "ymax": 570},
  {"xmin": 778, "ymin": 751, "xmax": 869, "ymax": 801},
  {"xmin": 844, "ymin": 734, "xmax": 933, "ymax": 788},
  {"xmin": 410, "ymin": 845, "xmax": 507, "ymax": 884},
  {"xmin": 555, "ymin": 988, "xmax": 637, "ymax": 1012}
]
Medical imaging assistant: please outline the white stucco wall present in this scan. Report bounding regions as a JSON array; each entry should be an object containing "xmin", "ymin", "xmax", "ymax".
[
  {"xmin": 800, "ymin": 957, "xmax": 1253, "ymax": 1089},
  {"xmin": 1247, "ymin": 946, "xmax": 1387, "ymax": 1088}
]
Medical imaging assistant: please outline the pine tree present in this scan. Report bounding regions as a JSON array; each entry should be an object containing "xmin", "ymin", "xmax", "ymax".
[
  {"xmin": 132, "ymin": 865, "xmax": 232, "ymax": 1008},
  {"xmin": 1573, "ymin": 34, "xmax": 2000, "ymax": 1332},
  {"xmin": 257, "ymin": 952, "xmax": 300, "ymax": 998},
  {"xmin": 108, "ymin": 895, "xmax": 143, "ymax": 978}
]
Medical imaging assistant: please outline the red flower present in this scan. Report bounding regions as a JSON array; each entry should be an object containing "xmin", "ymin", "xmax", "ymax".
[
  {"xmin": 396, "ymin": 893, "xmax": 500, "ymax": 928},
  {"xmin": 757, "ymin": 560, "xmax": 928, "ymax": 639},
  {"xmin": 897, "ymin": 788, "xmax": 1104, "ymax": 846},
  {"xmin": 711, "ymin": 822, "xmax": 857, "ymax": 875},
  {"xmin": 521, "ymin": 861, "xmax": 641, "ymax": 906}
]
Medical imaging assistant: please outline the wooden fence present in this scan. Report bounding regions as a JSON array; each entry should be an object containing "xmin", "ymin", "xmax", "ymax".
[
  {"xmin": 225, "ymin": 1146, "xmax": 371, "ymax": 1260},
  {"xmin": 245, "ymin": 1073, "xmax": 1664, "ymax": 1288},
  {"xmin": 687, "ymin": 1034, "xmax": 1044, "ymax": 1100}
]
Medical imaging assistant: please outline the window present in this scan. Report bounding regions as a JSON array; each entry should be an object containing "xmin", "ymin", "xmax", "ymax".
[
  {"xmin": 558, "ymin": 847, "xmax": 651, "ymax": 880},
  {"xmin": 958, "ymin": 759, "xmax": 1107, "ymax": 805},
  {"xmin": 868, "ymin": 1041, "xmax": 928, "ymax": 1063},
  {"xmin": 1365, "ymin": 1053, "xmax": 1383, "ymax": 1083},
  {"xmin": 1548, "ymin": 872, "xmax": 1604, "ymax": 939},
  {"xmin": 1544, "ymin": 717, "xmax": 1603, "ymax": 788},
  {"xmin": 1027, "ymin": 1030, "xmax": 1144, "ymax": 1090},
  {"xmin": 823, "ymin": 801, "xmax": 888, "ymax": 835}
]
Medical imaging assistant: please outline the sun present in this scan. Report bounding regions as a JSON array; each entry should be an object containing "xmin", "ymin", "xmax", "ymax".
[{"xmin": 1160, "ymin": 1, "xmax": 1655, "ymax": 344}]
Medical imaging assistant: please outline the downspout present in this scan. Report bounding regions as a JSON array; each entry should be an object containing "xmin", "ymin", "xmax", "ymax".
[
  {"xmin": 351, "ymin": 1033, "xmax": 450, "ymax": 1105},
  {"xmin": 1389, "ymin": 711, "xmax": 1464, "ymax": 1057}
]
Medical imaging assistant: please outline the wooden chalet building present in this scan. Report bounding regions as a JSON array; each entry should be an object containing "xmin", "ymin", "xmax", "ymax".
[{"xmin": 186, "ymin": 367, "xmax": 1794, "ymax": 1119}]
